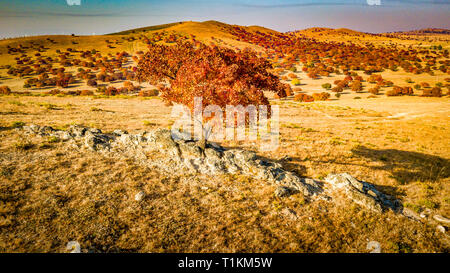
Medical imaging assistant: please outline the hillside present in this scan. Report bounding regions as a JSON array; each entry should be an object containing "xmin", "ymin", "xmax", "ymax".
[{"xmin": 0, "ymin": 20, "xmax": 449, "ymax": 253}]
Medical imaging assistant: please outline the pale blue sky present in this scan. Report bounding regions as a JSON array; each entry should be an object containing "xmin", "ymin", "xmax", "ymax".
[{"xmin": 0, "ymin": 1, "xmax": 449, "ymax": 38}]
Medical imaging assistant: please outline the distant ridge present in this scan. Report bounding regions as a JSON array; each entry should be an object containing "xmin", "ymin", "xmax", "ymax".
[
  {"xmin": 384, "ymin": 28, "xmax": 450, "ymax": 35},
  {"xmin": 109, "ymin": 22, "xmax": 183, "ymax": 35}
]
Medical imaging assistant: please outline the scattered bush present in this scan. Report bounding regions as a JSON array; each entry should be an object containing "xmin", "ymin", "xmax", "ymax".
[
  {"xmin": 105, "ymin": 86, "xmax": 118, "ymax": 96},
  {"xmin": 0, "ymin": 86, "xmax": 11, "ymax": 95},
  {"xmin": 351, "ymin": 80, "xmax": 363, "ymax": 92},
  {"xmin": 14, "ymin": 140, "xmax": 34, "ymax": 151},
  {"xmin": 294, "ymin": 93, "xmax": 314, "ymax": 102},
  {"xmin": 291, "ymin": 78, "xmax": 301, "ymax": 86},
  {"xmin": 312, "ymin": 92, "xmax": 330, "ymax": 101},
  {"xmin": 386, "ymin": 86, "xmax": 414, "ymax": 96},
  {"xmin": 87, "ymin": 79, "xmax": 97, "ymax": 87},
  {"xmin": 11, "ymin": 121, "xmax": 25, "ymax": 128},
  {"xmin": 138, "ymin": 89, "xmax": 159, "ymax": 97},
  {"xmin": 369, "ymin": 86, "xmax": 380, "ymax": 95},
  {"xmin": 421, "ymin": 87, "xmax": 442, "ymax": 97},
  {"xmin": 331, "ymin": 86, "xmax": 343, "ymax": 93},
  {"xmin": 322, "ymin": 83, "xmax": 332, "ymax": 90},
  {"xmin": 80, "ymin": 90, "xmax": 94, "ymax": 96}
]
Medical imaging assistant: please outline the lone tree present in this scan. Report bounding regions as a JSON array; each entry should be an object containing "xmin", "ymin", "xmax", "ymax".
[{"xmin": 136, "ymin": 41, "xmax": 286, "ymax": 112}]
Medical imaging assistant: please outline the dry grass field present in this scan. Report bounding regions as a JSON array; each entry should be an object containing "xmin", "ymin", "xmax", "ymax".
[{"xmin": 0, "ymin": 21, "xmax": 449, "ymax": 253}]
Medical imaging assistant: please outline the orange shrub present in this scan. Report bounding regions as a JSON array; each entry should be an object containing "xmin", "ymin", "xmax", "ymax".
[
  {"xmin": 387, "ymin": 86, "xmax": 413, "ymax": 96},
  {"xmin": 80, "ymin": 90, "xmax": 94, "ymax": 96},
  {"xmin": 105, "ymin": 86, "xmax": 118, "ymax": 96},
  {"xmin": 87, "ymin": 79, "xmax": 97, "ymax": 87},
  {"xmin": 294, "ymin": 93, "xmax": 314, "ymax": 102},
  {"xmin": 138, "ymin": 89, "xmax": 159, "ymax": 97},
  {"xmin": 332, "ymin": 86, "xmax": 343, "ymax": 93},
  {"xmin": 0, "ymin": 85, "xmax": 12, "ymax": 95},
  {"xmin": 312, "ymin": 92, "xmax": 330, "ymax": 101},
  {"xmin": 285, "ymin": 84, "xmax": 293, "ymax": 96},
  {"xmin": 369, "ymin": 86, "xmax": 379, "ymax": 95},
  {"xmin": 421, "ymin": 87, "xmax": 442, "ymax": 97},
  {"xmin": 351, "ymin": 80, "xmax": 363, "ymax": 92}
]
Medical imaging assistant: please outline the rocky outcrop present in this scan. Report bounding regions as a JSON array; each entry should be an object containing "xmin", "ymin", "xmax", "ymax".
[{"xmin": 22, "ymin": 124, "xmax": 403, "ymax": 213}]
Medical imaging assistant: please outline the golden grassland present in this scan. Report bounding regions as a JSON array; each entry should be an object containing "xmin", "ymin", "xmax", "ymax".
[{"xmin": 0, "ymin": 94, "xmax": 449, "ymax": 252}]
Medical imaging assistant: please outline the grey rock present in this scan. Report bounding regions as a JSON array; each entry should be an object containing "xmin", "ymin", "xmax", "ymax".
[
  {"xmin": 113, "ymin": 129, "xmax": 128, "ymax": 136},
  {"xmin": 281, "ymin": 208, "xmax": 298, "ymax": 221},
  {"xmin": 21, "ymin": 124, "xmax": 405, "ymax": 215},
  {"xmin": 134, "ymin": 191, "xmax": 145, "ymax": 202},
  {"xmin": 366, "ymin": 241, "xmax": 381, "ymax": 253},
  {"xmin": 66, "ymin": 241, "xmax": 81, "ymax": 253},
  {"xmin": 325, "ymin": 173, "xmax": 401, "ymax": 213},
  {"xmin": 436, "ymin": 225, "xmax": 446, "ymax": 234},
  {"xmin": 433, "ymin": 215, "xmax": 450, "ymax": 224}
]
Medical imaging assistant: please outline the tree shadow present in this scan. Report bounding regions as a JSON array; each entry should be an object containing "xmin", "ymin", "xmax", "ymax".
[{"xmin": 351, "ymin": 145, "xmax": 449, "ymax": 184}]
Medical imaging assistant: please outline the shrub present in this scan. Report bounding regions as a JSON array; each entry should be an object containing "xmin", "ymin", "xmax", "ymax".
[
  {"xmin": 351, "ymin": 80, "xmax": 363, "ymax": 92},
  {"xmin": 293, "ymin": 87, "xmax": 302, "ymax": 92},
  {"xmin": 14, "ymin": 140, "xmax": 34, "ymax": 151},
  {"xmin": 0, "ymin": 86, "xmax": 11, "ymax": 95},
  {"xmin": 138, "ymin": 89, "xmax": 159, "ymax": 97},
  {"xmin": 312, "ymin": 92, "xmax": 330, "ymax": 101},
  {"xmin": 105, "ymin": 86, "xmax": 118, "ymax": 96},
  {"xmin": 421, "ymin": 87, "xmax": 442, "ymax": 97},
  {"xmin": 45, "ymin": 89, "xmax": 63, "ymax": 95},
  {"xmin": 11, "ymin": 121, "xmax": 25, "ymax": 128},
  {"xmin": 291, "ymin": 78, "xmax": 301, "ymax": 86},
  {"xmin": 332, "ymin": 86, "xmax": 343, "ymax": 93},
  {"xmin": 294, "ymin": 93, "xmax": 314, "ymax": 102},
  {"xmin": 284, "ymin": 84, "xmax": 293, "ymax": 96},
  {"xmin": 369, "ymin": 86, "xmax": 379, "ymax": 95},
  {"xmin": 387, "ymin": 86, "xmax": 413, "ymax": 96},
  {"xmin": 80, "ymin": 90, "xmax": 94, "ymax": 96},
  {"xmin": 87, "ymin": 79, "xmax": 97, "ymax": 87}
]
